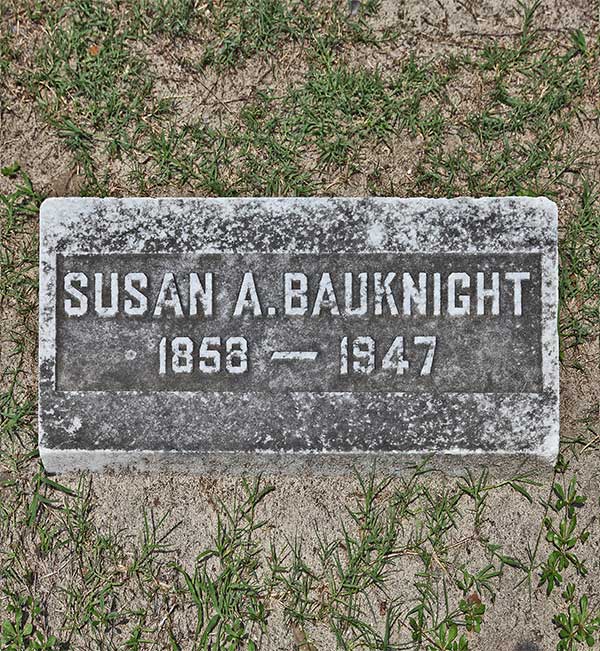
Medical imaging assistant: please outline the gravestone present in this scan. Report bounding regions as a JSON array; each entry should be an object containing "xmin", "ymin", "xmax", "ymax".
[{"xmin": 39, "ymin": 197, "xmax": 559, "ymax": 472}]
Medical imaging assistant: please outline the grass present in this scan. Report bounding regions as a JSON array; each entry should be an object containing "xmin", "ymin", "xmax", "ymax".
[
  {"xmin": 559, "ymin": 181, "xmax": 600, "ymax": 356},
  {"xmin": 0, "ymin": 0, "xmax": 599, "ymax": 648}
]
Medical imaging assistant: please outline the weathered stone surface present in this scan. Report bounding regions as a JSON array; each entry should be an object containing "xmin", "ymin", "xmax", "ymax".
[{"xmin": 39, "ymin": 197, "xmax": 559, "ymax": 472}]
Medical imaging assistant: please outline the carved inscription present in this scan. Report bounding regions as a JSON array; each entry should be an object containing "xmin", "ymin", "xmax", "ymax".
[{"xmin": 55, "ymin": 252, "xmax": 542, "ymax": 393}]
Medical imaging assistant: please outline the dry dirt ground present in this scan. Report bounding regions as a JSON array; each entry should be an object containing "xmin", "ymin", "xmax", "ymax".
[{"xmin": 1, "ymin": 0, "xmax": 599, "ymax": 650}]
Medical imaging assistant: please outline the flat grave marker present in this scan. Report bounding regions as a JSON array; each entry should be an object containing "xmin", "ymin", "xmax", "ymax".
[{"xmin": 39, "ymin": 197, "xmax": 559, "ymax": 472}]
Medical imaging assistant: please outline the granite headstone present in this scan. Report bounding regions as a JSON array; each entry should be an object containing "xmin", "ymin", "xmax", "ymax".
[{"xmin": 39, "ymin": 197, "xmax": 559, "ymax": 472}]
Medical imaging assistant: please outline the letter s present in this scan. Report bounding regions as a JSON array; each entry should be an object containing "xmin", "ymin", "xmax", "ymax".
[{"xmin": 64, "ymin": 272, "xmax": 88, "ymax": 316}]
